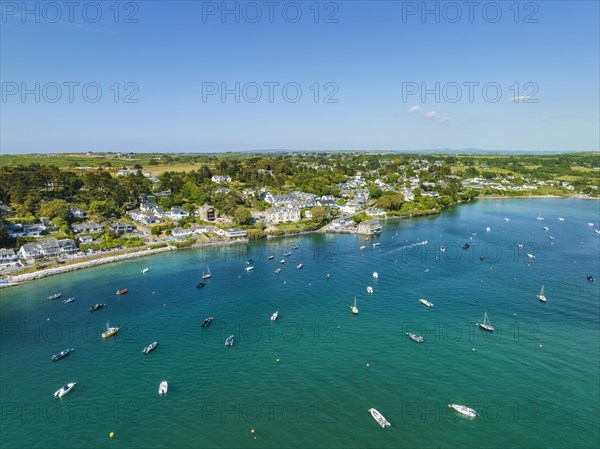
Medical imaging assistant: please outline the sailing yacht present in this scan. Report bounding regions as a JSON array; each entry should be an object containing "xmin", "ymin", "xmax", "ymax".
[
  {"xmin": 537, "ymin": 213, "xmax": 544, "ymax": 220},
  {"xmin": 418, "ymin": 298, "xmax": 434, "ymax": 308},
  {"xmin": 101, "ymin": 322, "xmax": 120, "ymax": 339},
  {"xmin": 158, "ymin": 381, "xmax": 168, "ymax": 395},
  {"xmin": 448, "ymin": 404, "xmax": 477, "ymax": 418},
  {"xmin": 372, "ymin": 272, "xmax": 379, "ymax": 279},
  {"xmin": 477, "ymin": 312, "xmax": 494, "ymax": 332},
  {"xmin": 537, "ymin": 285, "xmax": 547, "ymax": 302},
  {"xmin": 351, "ymin": 296, "xmax": 358, "ymax": 315},
  {"xmin": 270, "ymin": 311, "xmax": 279, "ymax": 321},
  {"xmin": 202, "ymin": 265, "xmax": 212, "ymax": 279},
  {"xmin": 366, "ymin": 286, "xmax": 373, "ymax": 294}
]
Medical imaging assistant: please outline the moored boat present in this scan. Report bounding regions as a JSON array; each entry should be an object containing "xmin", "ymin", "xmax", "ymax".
[
  {"xmin": 51, "ymin": 348, "xmax": 71, "ymax": 361},
  {"xmin": 141, "ymin": 268, "xmax": 149, "ymax": 274},
  {"xmin": 54, "ymin": 382, "xmax": 76, "ymax": 398},
  {"xmin": 116, "ymin": 289, "xmax": 128, "ymax": 295},
  {"xmin": 292, "ymin": 245, "xmax": 299, "ymax": 250},
  {"xmin": 62, "ymin": 297, "xmax": 75, "ymax": 304},
  {"xmin": 373, "ymin": 242, "xmax": 380, "ymax": 247},
  {"xmin": 360, "ymin": 245, "xmax": 366, "ymax": 250},
  {"xmin": 477, "ymin": 312, "xmax": 494, "ymax": 332},
  {"xmin": 225, "ymin": 335, "xmax": 234, "ymax": 346},
  {"xmin": 418, "ymin": 298, "xmax": 433, "ymax": 308},
  {"xmin": 196, "ymin": 282, "xmax": 206, "ymax": 288},
  {"xmin": 245, "ymin": 266, "xmax": 254, "ymax": 272},
  {"xmin": 372, "ymin": 272, "xmax": 379, "ymax": 279},
  {"xmin": 246, "ymin": 259, "xmax": 254, "ymax": 265},
  {"xmin": 368, "ymin": 408, "xmax": 391, "ymax": 428},
  {"xmin": 268, "ymin": 255, "xmax": 274, "ymax": 260},
  {"xmin": 47, "ymin": 293, "xmax": 62, "ymax": 300},
  {"xmin": 366, "ymin": 286, "xmax": 373, "ymax": 294},
  {"xmin": 283, "ymin": 252, "xmax": 292, "ymax": 257},
  {"xmin": 537, "ymin": 285, "xmax": 547, "ymax": 302},
  {"xmin": 201, "ymin": 316, "xmax": 214, "ymax": 327},
  {"xmin": 448, "ymin": 403, "xmax": 477, "ymax": 418},
  {"xmin": 89, "ymin": 303, "xmax": 105, "ymax": 312},
  {"xmin": 270, "ymin": 311, "xmax": 279, "ymax": 321},
  {"xmin": 296, "ymin": 263, "xmax": 303, "ymax": 269},
  {"xmin": 101, "ymin": 321, "xmax": 119, "ymax": 339},
  {"xmin": 351, "ymin": 296, "xmax": 358, "ymax": 315},
  {"xmin": 202, "ymin": 265, "xmax": 211, "ymax": 279},
  {"xmin": 280, "ymin": 259, "xmax": 286, "ymax": 264},
  {"xmin": 407, "ymin": 332, "xmax": 424, "ymax": 343},
  {"xmin": 274, "ymin": 268, "xmax": 282, "ymax": 274},
  {"xmin": 158, "ymin": 381, "xmax": 168, "ymax": 395},
  {"xmin": 142, "ymin": 341, "xmax": 158, "ymax": 354}
]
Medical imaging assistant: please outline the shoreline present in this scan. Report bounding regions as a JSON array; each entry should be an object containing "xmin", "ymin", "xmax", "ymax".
[{"xmin": 1, "ymin": 194, "xmax": 597, "ymax": 288}]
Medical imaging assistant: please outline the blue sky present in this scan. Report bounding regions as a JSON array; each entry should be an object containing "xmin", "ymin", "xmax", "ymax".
[{"xmin": 1, "ymin": 1, "xmax": 598, "ymax": 153}]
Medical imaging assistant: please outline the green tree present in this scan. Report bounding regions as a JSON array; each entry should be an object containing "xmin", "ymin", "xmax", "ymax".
[
  {"xmin": 310, "ymin": 206, "xmax": 328, "ymax": 223},
  {"xmin": 39, "ymin": 199, "xmax": 70, "ymax": 221},
  {"xmin": 233, "ymin": 207, "xmax": 252, "ymax": 225}
]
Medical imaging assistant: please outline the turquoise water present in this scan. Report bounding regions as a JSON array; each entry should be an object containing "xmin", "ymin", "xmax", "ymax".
[{"xmin": 1, "ymin": 199, "xmax": 599, "ymax": 449}]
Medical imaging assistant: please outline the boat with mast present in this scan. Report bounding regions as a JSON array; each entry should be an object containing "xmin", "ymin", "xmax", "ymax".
[
  {"xmin": 202, "ymin": 265, "xmax": 211, "ymax": 279},
  {"xmin": 448, "ymin": 404, "xmax": 477, "ymax": 418},
  {"xmin": 537, "ymin": 285, "xmax": 547, "ymax": 302},
  {"xmin": 101, "ymin": 321, "xmax": 119, "ymax": 339},
  {"xmin": 418, "ymin": 298, "xmax": 433, "ymax": 308},
  {"xmin": 351, "ymin": 296, "xmax": 358, "ymax": 315},
  {"xmin": 477, "ymin": 312, "xmax": 494, "ymax": 332}
]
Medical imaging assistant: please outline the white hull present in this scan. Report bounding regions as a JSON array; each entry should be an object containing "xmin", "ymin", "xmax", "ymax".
[
  {"xmin": 54, "ymin": 382, "xmax": 76, "ymax": 398},
  {"xmin": 449, "ymin": 404, "xmax": 477, "ymax": 418},
  {"xmin": 141, "ymin": 268, "xmax": 149, "ymax": 274},
  {"xmin": 271, "ymin": 311, "xmax": 279, "ymax": 321},
  {"xmin": 369, "ymin": 408, "xmax": 391, "ymax": 428},
  {"xmin": 245, "ymin": 266, "xmax": 254, "ymax": 272},
  {"xmin": 159, "ymin": 381, "xmax": 168, "ymax": 395},
  {"xmin": 372, "ymin": 272, "xmax": 379, "ymax": 279},
  {"xmin": 366, "ymin": 287, "xmax": 373, "ymax": 294},
  {"xmin": 418, "ymin": 299, "xmax": 433, "ymax": 308}
]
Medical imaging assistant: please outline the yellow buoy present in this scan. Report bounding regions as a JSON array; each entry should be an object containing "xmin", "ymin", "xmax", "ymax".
[{"xmin": 109, "ymin": 432, "xmax": 114, "ymax": 438}]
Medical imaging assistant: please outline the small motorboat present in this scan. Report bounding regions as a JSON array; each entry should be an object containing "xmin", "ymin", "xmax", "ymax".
[
  {"xmin": 366, "ymin": 286, "xmax": 373, "ymax": 294},
  {"xmin": 101, "ymin": 322, "xmax": 119, "ymax": 339},
  {"xmin": 527, "ymin": 253, "xmax": 536, "ymax": 260},
  {"xmin": 54, "ymin": 382, "xmax": 76, "ymax": 398},
  {"xmin": 62, "ymin": 297, "xmax": 75, "ymax": 304},
  {"xmin": 292, "ymin": 245, "xmax": 299, "ymax": 250},
  {"xmin": 51, "ymin": 348, "xmax": 71, "ymax": 361},
  {"xmin": 365, "ymin": 237, "xmax": 370, "ymax": 241},
  {"xmin": 548, "ymin": 236, "xmax": 555, "ymax": 240},
  {"xmin": 373, "ymin": 242, "xmax": 380, "ymax": 247},
  {"xmin": 89, "ymin": 303, "xmax": 105, "ymax": 312},
  {"xmin": 504, "ymin": 217, "xmax": 510, "ymax": 222},
  {"xmin": 141, "ymin": 268, "xmax": 149, "ymax": 274},
  {"xmin": 158, "ymin": 381, "xmax": 168, "ymax": 395},
  {"xmin": 486, "ymin": 226, "xmax": 491, "ymax": 232},
  {"xmin": 283, "ymin": 252, "xmax": 291, "ymax": 257},
  {"xmin": 543, "ymin": 226, "xmax": 549, "ymax": 231},
  {"xmin": 440, "ymin": 245, "xmax": 445, "ymax": 252},
  {"xmin": 268, "ymin": 255, "xmax": 274, "ymax": 260},
  {"xmin": 368, "ymin": 408, "xmax": 391, "ymax": 428},
  {"xmin": 351, "ymin": 296, "xmax": 358, "ymax": 315},
  {"xmin": 196, "ymin": 282, "xmax": 206, "ymax": 288},
  {"xmin": 325, "ymin": 274, "xmax": 331, "ymax": 280},
  {"xmin": 448, "ymin": 404, "xmax": 477, "ymax": 418},
  {"xmin": 360, "ymin": 245, "xmax": 366, "ymax": 250},
  {"xmin": 588, "ymin": 222, "xmax": 595, "ymax": 226},
  {"xmin": 372, "ymin": 272, "xmax": 379, "ymax": 279},
  {"xmin": 280, "ymin": 259, "xmax": 286, "ymax": 264},
  {"xmin": 558, "ymin": 217, "xmax": 565, "ymax": 221},
  {"xmin": 296, "ymin": 263, "xmax": 303, "ymax": 269},
  {"xmin": 418, "ymin": 299, "xmax": 433, "ymax": 308},
  {"xmin": 462, "ymin": 243, "xmax": 470, "ymax": 249},
  {"xmin": 407, "ymin": 332, "xmax": 424, "ymax": 343},
  {"xmin": 225, "ymin": 335, "xmax": 234, "ymax": 346},
  {"xmin": 584, "ymin": 275, "xmax": 595, "ymax": 282},
  {"xmin": 116, "ymin": 288, "xmax": 128, "ymax": 295},
  {"xmin": 480, "ymin": 255, "xmax": 485, "ymax": 260},
  {"xmin": 274, "ymin": 268, "xmax": 282, "ymax": 274},
  {"xmin": 201, "ymin": 317, "xmax": 214, "ymax": 327},
  {"xmin": 270, "ymin": 311, "xmax": 279, "ymax": 321},
  {"xmin": 245, "ymin": 266, "xmax": 254, "ymax": 272},
  {"xmin": 142, "ymin": 341, "xmax": 158, "ymax": 354},
  {"xmin": 47, "ymin": 293, "xmax": 62, "ymax": 300},
  {"xmin": 595, "ymin": 230, "xmax": 600, "ymax": 235},
  {"xmin": 246, "ymin": 259, "xmax": 254, "ymax": 265}
]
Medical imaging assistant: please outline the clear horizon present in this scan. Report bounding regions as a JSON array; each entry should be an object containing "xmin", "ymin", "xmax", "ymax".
[{"xmin": 1, "ymin": 1, "xmax": 599, "ymax": 154}]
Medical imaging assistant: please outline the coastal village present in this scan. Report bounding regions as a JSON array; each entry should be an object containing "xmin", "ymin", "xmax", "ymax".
[{"xmin": 1, "ymin": 152, "xmax": 598, "ymax": 280}]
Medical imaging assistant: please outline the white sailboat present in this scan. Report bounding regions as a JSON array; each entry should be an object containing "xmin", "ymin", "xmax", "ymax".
[
  {"xmin": 141, "ymin": 268, "xmax": 149, "ymax": 274},
  {"xmin": 476, "ymin": 312, "xmax": 494, "ymax": 332},
  {"xmin": 351, "ymin": 296, "xmax": 358, "ymax": 315},
  {"xmin": 366, "ymin": 286, "xmax": 373, "ymax": 294},
  {"xmin": 202, "ymin": 265, "xmax": 212, "ymax": 279},
  {"xmin": 537, "ymin": 213, "xmax": 544, "ymax": 220},
  {"xmin": 448, "ymin": 404, "xmax": 477, "ymax": 418},
  {"xmin": 372, "ymin": 272, "xmax": 379, "ymax": 279},
  {"xmin": 537, "ymin": 285, "xmax": 547, "ymax": 303}
]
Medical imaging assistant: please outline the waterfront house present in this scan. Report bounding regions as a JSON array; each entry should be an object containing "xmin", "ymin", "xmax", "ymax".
[
  {"xmin": 0, "ymin": 248, "xmax": 18, "ymax": 265},
  {"xmin": 224, "ymin": 228, "xmax": 247, "ymax": 238},
  {"xmin": 71, "ymin": 222, "xmax": 103, "ymax": 234},
  {"xmin": 166, "ymin": 207, "xmax": 190, "ymax": 221},
  {"xmin": 110, "ymin": 222, "xmax": 134, "ymax": 234},
  {"xmin": 78, "ymin": 235, "xmax": 94, "ymax": 244},
  {"xmin": 18, "ymin": 243, "xmax": 43, "ymax": 260},
  {"xmin": 266, "ymin": 206, "xmax": 302, "ymax": 224},
  {"xmin": 358, "ymin": 219, "xmax": 383, "ymax": 235}
]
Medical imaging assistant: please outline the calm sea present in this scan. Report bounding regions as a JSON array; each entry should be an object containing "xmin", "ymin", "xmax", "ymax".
[{"xmin": 1, "ymin": 199, "xmax": 599, "ymax": 449}]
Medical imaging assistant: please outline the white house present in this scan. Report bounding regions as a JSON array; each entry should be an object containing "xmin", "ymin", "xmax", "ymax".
[
  {"xmin": 69, "ymin": 206, "xmax": 86, "ymax": 219},
  {"xmin": 166, "ymin": 207, "xmax": 190, "ymax": 221},
  {"xmin": 0, "ymin": 248, "xmax": 18, "ymax": 265},
  {"xmin": 211, "ymin": 175, "xmax": 232, "ymax": 184},
  {"xmin": 224, "ymin": 228, "xmax": 247, "ymax": 238},
  {"xmin": 266, "ymin": 207, "xmax": 301, "ymax": 224}
]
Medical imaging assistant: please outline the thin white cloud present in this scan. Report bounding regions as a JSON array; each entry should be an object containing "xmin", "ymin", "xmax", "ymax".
[{"xmin": 408, "ymin": 105, "xmax": 449, "ymax": 125}]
